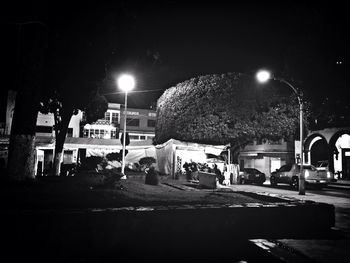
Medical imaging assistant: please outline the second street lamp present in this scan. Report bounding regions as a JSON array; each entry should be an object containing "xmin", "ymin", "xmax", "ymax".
[
  {"xmin": 117, "ymin": 74, "xmax": 135, "ymax": 179},
  {"xmin": 256, "ymin": 70, "xmax": 305, "ymax": 195}
]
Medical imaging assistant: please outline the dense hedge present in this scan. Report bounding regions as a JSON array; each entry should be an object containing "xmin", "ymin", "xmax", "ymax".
[{"xmin": 155, "ymin": 72, "xmax": 302, "ymax": 146}]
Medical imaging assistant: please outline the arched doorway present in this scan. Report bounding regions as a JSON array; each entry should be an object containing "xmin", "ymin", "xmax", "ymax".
[
  {"xmin": 310, "ymin": 139, "xmax": 329, "ymax": 166},
  {"xmin": 304, "ymin": 134, "xmax": 328, "ymax": 167},
  {"xmin": 329, "ymin": 131, "xmax": 350, "ymax": 180}
]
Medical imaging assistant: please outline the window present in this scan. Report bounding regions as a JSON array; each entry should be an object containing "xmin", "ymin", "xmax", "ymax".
[
  {"xmin": 36, "ymin": 126, "xmax": 52, "ymax": 133},
  {"xmin": 240, "ymin": 160, "xmax": 244, "ymax": 170},
  {"xmin": 100, "ymin": 130, "xmax": 105, "ymax": 138},
  {"xmin": 83, "ymin": 129, "xmax": 89, "ymax": 138},
  {"xmin": 111, "ymin": 130, "xmax": 117, "ymax": 139},
  {"xmin": 63, "ymin": 150, "xmax": 73, "ymax": 164},
  {"xmin": 67, "ymin": 128, "xmax": 73, "ymax": 137},
  {"xmin": 147, "ymin": 119, "xmax": 156, "ymax": 127},
  {"xmin": 112, "ymin": 113, "xmax": 119, "ymax": 125},
  {"xmin": 279, "ymin": 164, "xmax": 292, "ymax": 172},
  {"xmin": 129, "ymin": 135, "xmax": 139, "ymax": 140},
  {"xmin": 89, "ymin": 129, "xmax": 94, "ymax": 137},
  {"xmin": 127, "ymin": 118, "xmax": 139, "ymax": 127},
  {"xmin": 296, "ymin": 165, "xmax": 316, "ymax": 172},
  {"xmin": 140, "ymin": 135, "xmax": 146, "ymax": 140},
  {"xmin": 104, "ymin": 112, "xmax": 110, "ymax": 122}
]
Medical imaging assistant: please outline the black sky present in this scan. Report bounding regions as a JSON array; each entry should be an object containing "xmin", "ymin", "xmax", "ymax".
[{"xmin": 1, "ymin": 1, "xmax": 348, "ymax": 120}]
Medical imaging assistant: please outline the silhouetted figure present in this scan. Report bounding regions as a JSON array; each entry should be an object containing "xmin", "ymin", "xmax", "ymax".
[
  {"xmin": 190, "ymin": 162, "xmax": 198, "ymax": 180},
  {"xmin": 145, "ymin": 166, "xmax": 159, "ymax": 185},
  {"xmin": 214, "ymin": 164, "xmax": 224, "ymax": 184},
  {"xmin": 183, "ymin": 162, "xmax": 192, "ymax": 181}
]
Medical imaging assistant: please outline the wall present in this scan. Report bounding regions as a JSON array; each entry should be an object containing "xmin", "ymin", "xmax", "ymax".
[
  {"xmin": 120, "ymin": 107, "xmax": 156, "ymax": 133},
  {"xmin": 239, "ymin": 138, "xmax": 294, "ymax": 178}
]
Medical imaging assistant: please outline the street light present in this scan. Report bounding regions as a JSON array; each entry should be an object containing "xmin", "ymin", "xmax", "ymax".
[
  {"xmin": 117, "ymin": 74, "xmax": 135, "ymax": 179},
  {"xmin": 256, "ymin": 70, "xmax": 305, "ymax": 195}
]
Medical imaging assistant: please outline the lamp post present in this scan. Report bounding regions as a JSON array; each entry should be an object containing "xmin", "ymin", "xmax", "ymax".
[
  {"xmin": 256, "ymin": 70, "xmax": 305, "ymax": 195},
  {"xmin": 117, "ymin": 74, "xmax": 135, "ymax": 179}
]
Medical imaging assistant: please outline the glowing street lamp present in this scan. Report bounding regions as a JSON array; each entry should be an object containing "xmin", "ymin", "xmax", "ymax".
[
  {"xmin": 256, "ymin": 70, "xmax": 305, "ymax": 195},
  {"xmin": 117, "ymin": 74, "xmax": 135, "ymax": 179}
]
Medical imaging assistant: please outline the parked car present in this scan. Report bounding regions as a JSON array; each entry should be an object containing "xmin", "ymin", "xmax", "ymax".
[
  {"xmin": 270, "ymin": 163, "xmax": 334, "ymax": 189},
  {"xmin": 316, "ymin": 160, "xmax": 337, "ymax": 181},
  {"xmin": 239, "ymin": 168, "xmax": 266, "ymax": 185}
]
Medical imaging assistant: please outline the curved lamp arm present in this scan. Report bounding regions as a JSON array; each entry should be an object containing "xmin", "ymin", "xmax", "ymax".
[{"xmin": 273, "ymin": 77, "xmax": 302, "ymax": 105}]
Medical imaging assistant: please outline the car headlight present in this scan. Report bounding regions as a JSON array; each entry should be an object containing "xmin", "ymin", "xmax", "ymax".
[
  {"xmin": 304, "ymin": 170, "xmax": 309, "ymax": 178},
  {"xmin": 327, "ymin": 171, "xmax": 331, "ymax": 178}
]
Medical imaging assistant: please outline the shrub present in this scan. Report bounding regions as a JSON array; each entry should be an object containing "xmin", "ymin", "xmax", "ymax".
[
  {"xmin": 106, "ymin": 150, "xmax": 129, "ymax": 162},
  {"xmin": 139, "ymin": 157, "xmax": 156, "ymax": 168},
  {"xmin": 78, "ymin": 156, "xmax": 105, "ymax": 171},
  {"xmin": 155, "ymin": 72, "xmax": 304, "ymax": 149}
]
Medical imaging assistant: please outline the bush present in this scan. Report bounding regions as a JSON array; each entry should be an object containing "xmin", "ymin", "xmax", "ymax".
[
  {"xmin": 139, "ymin": 157, "xmax": 156, "ymax": 168},
  {"xmin": 78, "ymin": 156, "xmax": 105, "ymax": 171},
  {"xmin": 60, "ymin": 163, "xmax": 77, "ymax": 176}
]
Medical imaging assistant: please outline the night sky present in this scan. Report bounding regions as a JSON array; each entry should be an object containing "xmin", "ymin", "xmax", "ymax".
[{"xmin": 1, "ymin": 1, "xmax": 348, "ymax": 121}]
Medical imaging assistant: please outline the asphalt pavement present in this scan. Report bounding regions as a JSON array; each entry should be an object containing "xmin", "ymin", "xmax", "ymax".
[{"xmin": 229, "ymin": 180, "xmax": 350, "ymax": 262}]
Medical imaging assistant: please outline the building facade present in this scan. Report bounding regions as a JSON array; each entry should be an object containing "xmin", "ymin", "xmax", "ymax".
[
  {"xmin": 238, "ymin": 138, "xmax": 295, "ymax": 179},
  {"xmin": 303, "ymin": 127, "xmax": 350, "ymax": 180},
  {"xmin": 81, "ymin": 104, "xmax": 156, "ymax": 141},
  {"xmin": 3, "ymin": 90, "xmax": 156, "ymax": 176}
]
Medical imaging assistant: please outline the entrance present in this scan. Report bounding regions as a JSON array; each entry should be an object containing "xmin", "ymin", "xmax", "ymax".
[
  {"xmin": 342, "ymin": 149, "xmax": 350, "ymax": 180},
  {"xmin": 270, "ymin": 158, "xmax": 281, "ymax": 174},
  {"xmin": 310, "ymin": 139, "xmax": 328, "ymax": 166}
]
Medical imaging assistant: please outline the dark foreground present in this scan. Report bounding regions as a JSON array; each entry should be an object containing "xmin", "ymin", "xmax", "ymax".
[{"xmin": 0, "ymin": 174, "xmax": 336, "ymax": 262}]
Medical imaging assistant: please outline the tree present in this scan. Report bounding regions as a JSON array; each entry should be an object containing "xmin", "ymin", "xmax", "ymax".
[
  {"xmin": 37, "ymin": 8, "xmax": 112, "ymax": 176},
  {"xmin": 40, "ymin": 88, "xmax": 108, "ymax": 176},
  {"xmin": 308, "ymin": 90, "xmax": 350, "ymax": 130},
  {"xmin": 155, "ymin": 73, "xmax": 308, "ymax": 162},
  {"xmin": 7, "ymin": 22, "xmax": 48, "ymax": 181}
]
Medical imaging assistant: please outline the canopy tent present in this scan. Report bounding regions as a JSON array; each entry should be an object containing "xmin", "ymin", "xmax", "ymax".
[
  {"xmin": 155, "ymin": 139, "xmax": 228, "ymax": 177},
  {"xmin": 64, "ymin": 137, "xmax": 156, "ymax": 166}
]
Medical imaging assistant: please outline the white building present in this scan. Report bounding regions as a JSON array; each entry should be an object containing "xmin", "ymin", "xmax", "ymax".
[
  {"xmin": 4, "ymin": 90, "xmax": 157, "ymax": 176},
  {"xmin": 238, "ymin": 138, "xmax": 295, "ymax": 179}
]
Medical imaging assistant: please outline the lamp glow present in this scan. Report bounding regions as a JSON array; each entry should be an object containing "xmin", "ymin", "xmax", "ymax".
[
  {"xmin": 117, "ymin": 74, "xmax": 135, "ymax": 92},
  {"xmin": 256, "ymin": 70, "xmax": 271, "ymax": 83}
]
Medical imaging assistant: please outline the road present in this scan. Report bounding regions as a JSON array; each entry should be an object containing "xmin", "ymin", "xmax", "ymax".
[
  {"xmin": 232, "ymin": 181, "xmax": 350, "ymax": 262},
  {"xmin": 235, "ymin": 181, "xmax": 350, "ymax": 232}
]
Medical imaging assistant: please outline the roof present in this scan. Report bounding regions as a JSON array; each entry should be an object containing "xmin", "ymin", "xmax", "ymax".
[
  {"xmin": 64, "ymin": 137, "xmax": 154, "ymax": 147},
  {"xmin": 155, "ymin": 138, "xmax": 228, "ymax": 155}
]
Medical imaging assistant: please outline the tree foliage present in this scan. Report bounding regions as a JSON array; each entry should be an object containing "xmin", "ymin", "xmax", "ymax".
[
  {"xmin": 39, "ymin": 86, "xmax": 108, "ymax": 175},
  {"xmin": 308, "ymin": 90, "xmax": 350, "ymax": 130},
  {"xmin": 139, "ymin": 157, "xmax": 156, "ymax": 167},
  {"xmin": 155, "ymin": 73, "xmax": 308, "ymax": 148},
  {"xmin": 106, "ymin": 150, "xmax": 129, "ymax": 162}
]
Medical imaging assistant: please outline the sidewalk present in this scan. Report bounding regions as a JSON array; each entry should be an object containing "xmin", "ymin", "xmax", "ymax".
[
  {"xmin": 332, "ymin": 180, "xmax": 350, "ymax": 186},
  {"xmin": 226, "ymin": 182, "xmax": 350, "ymax": 262},
  {"xmin": 329, "ymin": 179, "xmax": 350, "ymax": 189}
]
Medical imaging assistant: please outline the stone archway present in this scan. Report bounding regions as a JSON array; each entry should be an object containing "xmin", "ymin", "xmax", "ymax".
[
  {"xmin": 329, "ymin": 131, "xmax": 350, "ymax": 179},
  {"xmin": 304, "ymin": 133, "xmax": 328, "ymax": 166}
]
